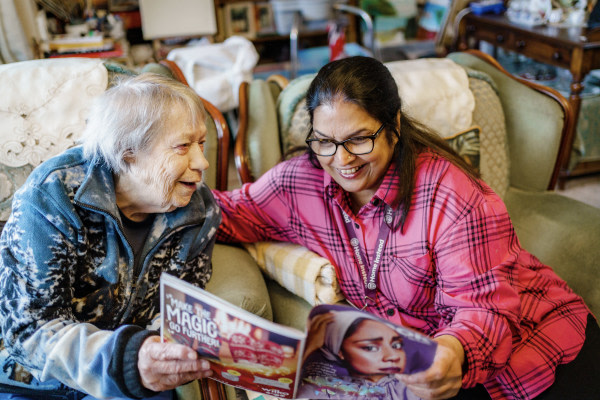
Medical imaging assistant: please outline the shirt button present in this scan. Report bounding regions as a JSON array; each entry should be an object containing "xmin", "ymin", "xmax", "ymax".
[
  {"xmin": 354, "ymin": 223, "xmax": 360, "ymax": 229},
  {"xmin": 372, "ymin": 198, "xmax": 380, "ymax": 206},
  {"xmin": 386, "ymin": 308, "xmax": 395, "ymax": 316}
]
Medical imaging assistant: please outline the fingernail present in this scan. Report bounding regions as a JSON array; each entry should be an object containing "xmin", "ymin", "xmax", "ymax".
[
  {"xmin": 188, "ymin": 351, "xmax": 197, "ymax": 360},
  {"xmin": 201, "ymin": 360, "xmax": 211, "ymax": 370}
]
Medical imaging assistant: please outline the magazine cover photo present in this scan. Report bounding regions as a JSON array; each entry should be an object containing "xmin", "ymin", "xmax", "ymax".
[
  {"xmin": 161, "ymin": 274, "xmax": 305, "ymax": 399},
  {"xmin": 296, "ymin": 304, "xmax": 437, "ymax": 400}
]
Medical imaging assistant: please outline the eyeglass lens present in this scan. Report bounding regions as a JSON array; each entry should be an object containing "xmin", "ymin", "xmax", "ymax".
[{"xmin": 308, "ymin": 137, "xmax": 375, "ymax": 156}]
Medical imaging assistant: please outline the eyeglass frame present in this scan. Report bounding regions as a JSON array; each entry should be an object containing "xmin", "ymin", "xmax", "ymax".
[{"xmin": 305, "ymin": 123, "xmax": 386, "ymax": 156}]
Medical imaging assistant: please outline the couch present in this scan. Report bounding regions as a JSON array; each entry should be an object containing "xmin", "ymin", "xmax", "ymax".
[
  {"xmin": 0, "ymin": 57, "xmax": 271, "ymax": 400},
  {"xmin": 233, "ymin": 49, "xmax": 600, "ymax": 338}
]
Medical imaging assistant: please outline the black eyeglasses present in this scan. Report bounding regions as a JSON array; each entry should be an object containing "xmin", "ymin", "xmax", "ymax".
[{"xmin": 305, "ymin": 124, "xmax": 385, "ymax": 156}]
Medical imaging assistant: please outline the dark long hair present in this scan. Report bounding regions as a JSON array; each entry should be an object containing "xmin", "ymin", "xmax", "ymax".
[{"xmin": 304, "ymin": 56, "xmax": 484, "ymax": 230}]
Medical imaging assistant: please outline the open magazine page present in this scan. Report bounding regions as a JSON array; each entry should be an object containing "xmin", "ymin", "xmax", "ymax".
[
  {"xmin": 296, "ymin": 304, "xmax": 438, "ymax": 400},
  {"xmin": 160, "ymin": 273, "xmax": 306, "ymax": 399}
]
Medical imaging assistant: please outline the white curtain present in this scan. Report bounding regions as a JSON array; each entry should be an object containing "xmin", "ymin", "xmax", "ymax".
[{"xmin": 0, "ymin": 0, "xmax": 38, "ymax": 63}]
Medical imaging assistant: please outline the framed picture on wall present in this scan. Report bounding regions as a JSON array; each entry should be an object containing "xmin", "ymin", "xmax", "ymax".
[
  {"xmin": 254, "ymin": 2, "xmax": 276, "ymax": 35},
  {"xmin": 225, "ymin": 2, "xmax": 256, "ymax": 38}
]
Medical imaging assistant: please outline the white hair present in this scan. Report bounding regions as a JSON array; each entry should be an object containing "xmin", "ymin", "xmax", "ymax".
[{"xmin": 80, "ymin": 73, "xmax": 206, "ymax": 173}]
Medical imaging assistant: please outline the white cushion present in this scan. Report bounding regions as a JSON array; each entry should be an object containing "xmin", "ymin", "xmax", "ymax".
[
  {"xmin": 385, "ymin": 58, "xmax": 475, "ymax": 137},
  {"xmin": 0, "ymin": 58, "xmax": 108, "ymax": 222}
]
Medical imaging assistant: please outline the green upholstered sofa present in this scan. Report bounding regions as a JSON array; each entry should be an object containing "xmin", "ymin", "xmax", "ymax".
[{"xmin": 234, "ymin": 50, "xmax": 600, "ymax": 336}]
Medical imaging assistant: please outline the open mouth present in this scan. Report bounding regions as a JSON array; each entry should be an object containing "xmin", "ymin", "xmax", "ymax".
[
  {"xmin": 338, "ymin": 164, "xmax": 365, "ymax": 177},
  {"xmin": 379, "ymin": 367, "xmax": 403, "ymax": 374},
  {"xmin": 179, "ymin": 181, "xmax": 198, "ymax": 189}
]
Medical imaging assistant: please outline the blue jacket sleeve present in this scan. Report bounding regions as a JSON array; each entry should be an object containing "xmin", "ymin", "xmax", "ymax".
[{"xmin": 0, "ymin": 190, "xmax": 146, "ymax": 398}]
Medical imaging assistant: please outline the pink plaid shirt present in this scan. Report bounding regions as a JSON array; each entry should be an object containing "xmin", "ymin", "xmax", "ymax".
[{"xmin": 213, "ymin": 152, "xmax": 590, "ymax": 399}]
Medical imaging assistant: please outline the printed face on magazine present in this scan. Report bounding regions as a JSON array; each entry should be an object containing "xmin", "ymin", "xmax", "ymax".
[{"xmin": 338, "ymin": 319, "xmax": 406, "ymax": 382}]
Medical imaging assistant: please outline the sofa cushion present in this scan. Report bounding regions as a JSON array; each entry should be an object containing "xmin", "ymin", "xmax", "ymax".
[
  {"xmin": 284, "ymin": 97, "xmax": 311, "ymax": 159},
  {"xmin": 466, "ymin": 72, "xmax": 510, "ymax": 198},
  {"xmin": 386, "ymin": 58, "xmax": 475, "ymax": 138},
  {"xmin": 278, "ymin": 74, "xmax": 315, "ymax": 156},
  {"xmin": 446, "ymin": 125, "xmax": 481, "ymax": 171},
  {"xmin": 504, "ymin": 188, "xmax": 600, "ymax": 317},
  {"xmin": 0, "ymin": 58, "xmax": 108, "ymax": 224}
]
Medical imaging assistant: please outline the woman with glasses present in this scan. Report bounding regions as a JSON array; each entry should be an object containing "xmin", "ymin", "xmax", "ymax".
[{"xmin": 212, "ymin": 56, "xmax": 599, "ymax": 399}]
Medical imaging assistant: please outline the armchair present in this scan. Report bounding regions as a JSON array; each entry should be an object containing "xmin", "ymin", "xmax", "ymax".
[
  {"xmin": 234, "ymin": 49, "xmax": 600, "ymax": 334},
  {"xmin": 0, "ymin": 57, "xmax": 270, "ymax": 400}
]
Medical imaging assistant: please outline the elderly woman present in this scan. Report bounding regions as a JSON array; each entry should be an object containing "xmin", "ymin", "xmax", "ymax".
[
  {"xmin": 0, "ymin": 74, "xmax": 218, "ymax": 399},
  {"xmin": 213, "ymin": 56, "xmax": 600, "ymax": 399}
]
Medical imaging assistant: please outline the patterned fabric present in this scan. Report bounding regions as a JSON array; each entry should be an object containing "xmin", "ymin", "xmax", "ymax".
[
  {"xmin": 0, "ymin": 58, "xmax": 108, "ymax": 224},
  {"xmin": 467, "ymin": 73, "xmax": 510, "ymax": 198},
  {"xmin": 0, "ymin": 147, "xmax": 220, "ymax": 397},
  {"xmin": 277, "ymin": 74, "xmax": 316, "ymax": 145},
  {"xmin": 445, "ymin": 126, "xmax": 480, "ymax": 171},
  {"xmin": 243, "ymin": 241, "xmax": 344, "ymax": 305},
  {"xmin": 213, "ymin": 153, "xmax": 589, "ymax": 400},
  {"xmin": 283, "ymin": 97, "xmax": 310, "ymax": 158}
]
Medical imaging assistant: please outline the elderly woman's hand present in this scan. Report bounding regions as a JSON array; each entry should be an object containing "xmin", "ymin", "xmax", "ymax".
[
  {"xmin": 397, "ymin": 335, "xmax": 464, "ymax": 400},
  {"xmin": 138, "ymin": 336, "xmax": 213, "ymax": 392}
]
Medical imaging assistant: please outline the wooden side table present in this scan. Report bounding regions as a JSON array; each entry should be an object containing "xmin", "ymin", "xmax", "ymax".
[{"xmin": 457, "ymin": 12, "xmax": 600, "ymax": 188}]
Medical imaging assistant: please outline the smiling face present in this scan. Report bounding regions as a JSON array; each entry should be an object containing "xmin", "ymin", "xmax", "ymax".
[
  {"xmin": 338, "ymin": 319, "xmax": 406, "ymax": 382},
  {"xmin": 312, "ymin": 99, "xmax": 397, "ymax": 210},
  {"xmin": 118, "ymin": 104, "xmax": 209, "ymax": 219}
]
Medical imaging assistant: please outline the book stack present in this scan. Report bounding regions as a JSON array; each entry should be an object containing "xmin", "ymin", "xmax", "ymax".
[{"xmin": 47, "ymin": 33, "xmax": 114, "ymax": 55}]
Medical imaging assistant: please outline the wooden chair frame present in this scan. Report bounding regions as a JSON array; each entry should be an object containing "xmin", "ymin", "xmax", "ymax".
[
  {"xmin": 460, "ymin": 50, "xmax": 574, "ymax": 190},
  {"xmin": 234, "ymin": 74, "xmax": 288, "ymax": 184}
]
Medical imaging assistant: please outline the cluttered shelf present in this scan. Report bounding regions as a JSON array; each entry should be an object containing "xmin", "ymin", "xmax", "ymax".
[
  {"xmin": 457, "ymin": 10, "xmax": 600, "ymax": 188},
  {"xmin": 212, "ymin": 0, "xmax": 359, "ymax": 55}
]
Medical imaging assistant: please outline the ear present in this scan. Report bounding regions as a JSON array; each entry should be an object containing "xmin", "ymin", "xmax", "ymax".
[
  {"xmin": 122, "ymin": 149, "xmax": 136, "ymax": 164},
  {"xmin": 338, "ymin": 350, "xmax": 344, "ymax": 360}
]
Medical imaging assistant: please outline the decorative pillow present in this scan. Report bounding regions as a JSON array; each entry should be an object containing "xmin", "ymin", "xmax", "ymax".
[
  {"xmin": 283, "ymin": 98, "xmax": 310, "ymax": 159},
  {"xmin": 466, "ymin": 72, "xmax": 510, "ymax": 198},
  {"xmin": 445, "ymin": 126, "xmax": 481, "ymax": 171},
  {"xmin": 386, "ymin": 58, "xmax": 475, "ymax": 137},
  {"xmin": 277, "ymin": 74, "xmax": 315, "ymax": 156},
  {"xmin": 243, "ymin": 242, "xmax": 344, "ymax": 306},
  {"xmin": 0, "ymin": 58, "xmax": 108, "ymax": 224}
]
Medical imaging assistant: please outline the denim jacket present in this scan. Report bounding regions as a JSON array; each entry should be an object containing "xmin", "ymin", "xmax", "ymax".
[{"xmin": 0, "ymin": 146, "xmax": 220, "ymax": 398}]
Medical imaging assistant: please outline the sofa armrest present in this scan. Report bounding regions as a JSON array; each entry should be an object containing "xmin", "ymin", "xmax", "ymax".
[
  {"xmin": 206, "ymin": 244, "xmax": 273, "ymax": 321},
  {"xmin": 505, "ymin": 188, "xmax": 600, "ymax": 317}
]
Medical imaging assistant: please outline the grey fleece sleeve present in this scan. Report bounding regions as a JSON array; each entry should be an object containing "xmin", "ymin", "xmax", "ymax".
[{"xmin": 108, "ymin": 325, "xmax": 160, "ymax": 399}]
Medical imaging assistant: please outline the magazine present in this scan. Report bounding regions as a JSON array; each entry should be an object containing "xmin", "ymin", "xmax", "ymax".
[{"xmin": 160, "ymin": 273, "xmax": 438, "ymax": 399}]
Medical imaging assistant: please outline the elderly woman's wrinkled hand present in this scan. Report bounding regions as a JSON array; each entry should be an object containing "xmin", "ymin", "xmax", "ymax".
[
  {"xmin": 397, "ymin": 335, "xmax": 464, "ymax": 400},
  {"xmin": 138, "ymin": 336, "xmax": 213, "ymax": 392}
]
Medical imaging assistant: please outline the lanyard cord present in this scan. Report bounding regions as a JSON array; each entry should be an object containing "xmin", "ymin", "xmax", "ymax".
[{"xmin": 342, "ymin": 204, "xmax": 394, "ymax": 308}]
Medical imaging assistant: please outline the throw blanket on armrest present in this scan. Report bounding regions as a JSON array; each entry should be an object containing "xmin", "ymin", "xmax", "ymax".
[{"xmin": 243, "ymin": 242, "xmax": 344, "ymax": 306}]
